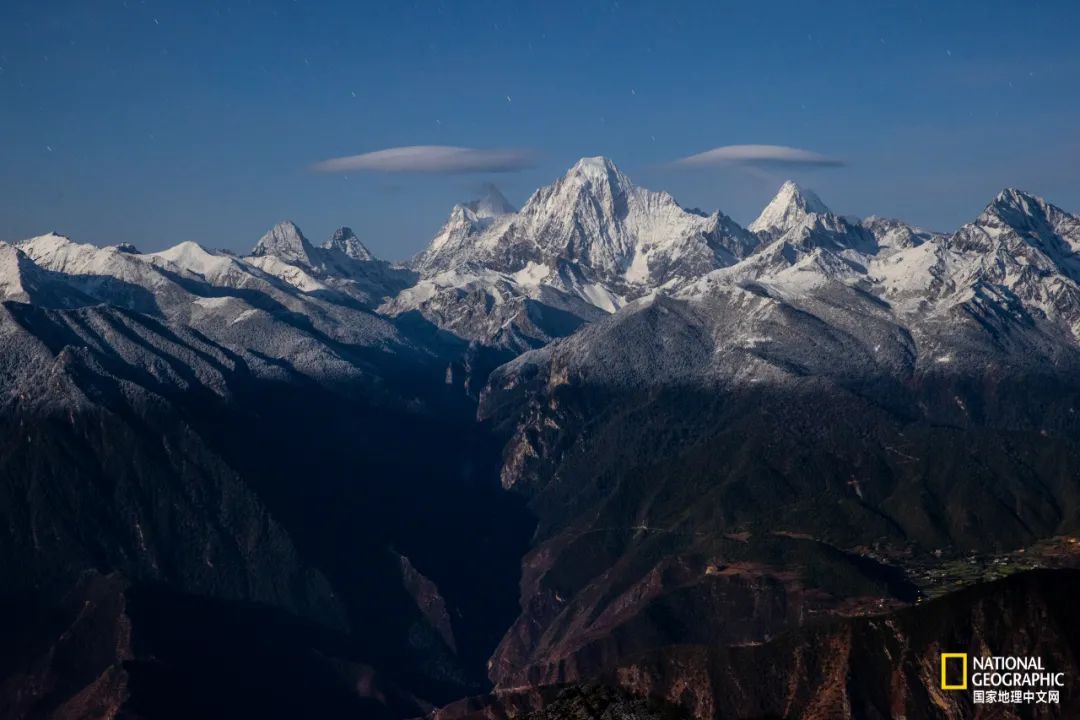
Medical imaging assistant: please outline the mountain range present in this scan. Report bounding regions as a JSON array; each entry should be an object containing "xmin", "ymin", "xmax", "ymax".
[{"xmin": 3, "ymin": 158, "xmax": 1080, "ymax": 719}]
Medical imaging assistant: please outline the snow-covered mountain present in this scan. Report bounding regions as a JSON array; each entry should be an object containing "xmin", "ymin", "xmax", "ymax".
[
  {"xmin": 478, "ymin": 177, "xmax": 1080, "ymax": 494},
  {"xmin": 463, "ymin": 183, "xmax": 516, "ymax": 220},
  {"xmin": 748, "ymin": 179, "xmax": 831, "ymax": 236},
  {"xmin": 9, "ymin": 228, "xmax": 430, "ymax": 389},
  {"xmin": 413, "ymin": 157, "xmax": 756, "ymax": 299},
  {"xmin": 410, "ymin": 185, "xmax": 517, "ymax": 276},
  {"xmin": 391, "ymin": 157, "xmax": 759, "ymax": 350},
  {"xmin": 385, "ymin": 160, "xmax": 1080, "ymax": 359},
  {"xmin": 861, "ymin": 215, "xmax": 942, "ymax": 253},
  {"xmin": 324, "ymin": 226, "xmax": 375, "ymax": 262},
  {"xmin": 482, "ymin": 184, "xmax": 1080, "ymax": 490},
  {"xmin": 245, "ymin": 220, "xmax": 415, "ymax": 306},
  {"xmin": 7, "ymin": 167, "xmax": 1079, "ymax": 371}
]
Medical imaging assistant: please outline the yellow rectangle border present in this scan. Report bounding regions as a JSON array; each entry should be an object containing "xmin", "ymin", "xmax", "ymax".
[{"xmin": 941, "ymin": 653, "xmax": 968, "ymax": 690}]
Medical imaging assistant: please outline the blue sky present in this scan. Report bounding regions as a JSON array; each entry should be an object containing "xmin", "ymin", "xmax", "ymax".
[{"xmin": 2, "ymin": 0, "xmax": 1078, "ymax": 260}]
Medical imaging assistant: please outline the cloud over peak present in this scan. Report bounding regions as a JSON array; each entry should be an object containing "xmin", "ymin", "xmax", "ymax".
[
  {"xmin": 312, "ymin": 145, "xmax": 534, "ymax": 174},
  {"xmin": 671, "ymin": 144, "xmax": 844, "ymax": 169}
]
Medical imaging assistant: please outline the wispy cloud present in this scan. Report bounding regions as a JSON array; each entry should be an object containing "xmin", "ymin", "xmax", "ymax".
[
  {"xmin": 311, "ymin": 145, "xmax": 535, "ymax": 173},
  {"xmin": 670, "ymin": 144, "xmax": 844, "ymax": 169}
]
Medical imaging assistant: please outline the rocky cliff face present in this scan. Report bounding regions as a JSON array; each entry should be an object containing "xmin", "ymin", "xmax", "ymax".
[
  {"xmin": 439, "ymin": 570, "xmax": 1080, "ymax": 720},
  {"xmin": 476, "ymin": 294, "xmax": 1080, "ymax": 689},
  {"xmin": 616, "ymin": 569, "xmax": 1080, "ymax": 719}
]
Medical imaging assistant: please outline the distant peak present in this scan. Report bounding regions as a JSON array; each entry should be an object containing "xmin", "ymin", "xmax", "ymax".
[
  {"xmin": 463, "ymin": 183, "xmax": 515, "ymax": 218},
  {"xmin": 982, "ymin": 187, "xmax": 1055, "ymax": 220},
  {"xmin": 992, "ymin": 187, "xmax": 1043, "ymax": 210},
  {"xmin": 169, "ymin": 240, "xmax": 214, "ymax": 253},
  {"xmin": 977, "ymin": 188, "xmax": 1072, "ymax": 234},
  {"xmin": 566, "ymin": 156, "xmax": 629, "ymax": 188},
  {"xmin": 330, "ymin": 226, "xmax": 357, "ymax": 243},
  {"xmin": 324, "ymin": 226, "xmax": 374, "ymax": 262},
  {"xmin": 266, "ymin": 220, "xmax": 305, "ymax": 238},
  {"xmin": 252, "ymin": 220, "xmax": 316, "ymax": 264},
  {"xmin": 776, "ymin": 181, "xmax": 829, "ymax": 213},
  {"xmin": 749, "ymin": 181, "xmax": 831, "ymax": 234},
  {"xmin": 998, "ymin": 186, "xmax": 1034, "ymax": 199},
  {"xmin": 571, "ymin": 156, "xmax": 619, "ymax": 172}
]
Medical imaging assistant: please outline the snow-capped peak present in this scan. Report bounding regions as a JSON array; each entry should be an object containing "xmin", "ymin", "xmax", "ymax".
[
  {"xmin": 993, "ymin": 187, "xmax": 1043, "ymax": 209},
  {"xmin": 251, "ymin": 221, "xmax": 315, "ymax": 265},
  {"xmin": 463, "ymin": 183, "xmax": 515, "ymax": 219},
  {"xmin": 323, "ymin": 226, "xmax": 374, "ymax": 262},
  {"xmin": 749, "ymin": 180, "xmax": 831, "ymax": 235},
  {"xmin": 564, "ymin": 156, "xmax": 630, "ymax": 192},
  {"xmin": 974, "ymin": 187, "xmax": 1077, "ymax": 236},
  {"xmin": 966, "ymin": 187, "xmax": 1080, "ymax": 267},
  {"xmin": 409, "ymin": 186, "xmax": 519, "ymax": 272},
  {"xmin": 515, "ymin": 157, "xmax": 633, "ymax": 224},
  {"xmin": 980, "ymin": 187, "xmax": 1065, "ymax": 228}
]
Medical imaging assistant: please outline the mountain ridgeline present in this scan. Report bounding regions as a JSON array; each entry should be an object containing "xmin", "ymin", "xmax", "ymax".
[{"xmin": 3, "ymin": 158, "xmax": 1080, "ymax": 719}]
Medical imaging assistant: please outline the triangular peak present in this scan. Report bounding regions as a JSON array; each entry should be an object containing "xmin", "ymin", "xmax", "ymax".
[
  {"xmin": 252, "ymin": 221, "xmax": 316, "ymax": 265},
  {"xmin": 324, "ymin": 226, "xmax": 375, "ymax": 262},
  {"xmin": 463, "ymin": 183, "xmax": 515, "ymax": 219},
  {"xmin": 983, "ymin": 187, "xmax": 1056, "ymax": 220},
  {"xmin": 970, "ymin": 187, "xmax": 1080, "ymax": 255},
  {"xmin": 749, "ymin": 181, "xmax": 831, "ymax": 234},
  {"xmin": 563, "ymin": 156, "xmax": 631, "ymax": 189}
]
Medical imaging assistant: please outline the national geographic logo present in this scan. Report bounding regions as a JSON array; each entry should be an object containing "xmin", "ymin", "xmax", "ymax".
[
  {"xmin": 941, "ymin": 653, "xmax": 967, "ymax": 690},
  {"xmin": 940, "ymin": 653, "xmax": 1064, "ymax": 706}
]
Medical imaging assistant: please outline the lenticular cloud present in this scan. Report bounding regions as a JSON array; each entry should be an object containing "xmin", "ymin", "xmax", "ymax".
[
  {"xmin": 671, "ymin": 144, "xmax": 844, "ymax": 169},
  {"xmin": 312, "ymin": 145, "xmax": 535, "ymax": 174}
]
